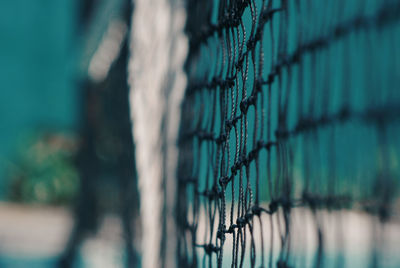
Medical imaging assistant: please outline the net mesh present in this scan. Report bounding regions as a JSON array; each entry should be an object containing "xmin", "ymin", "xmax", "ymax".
[{"xmin": 177, "ymin": 0, "xmax": 400, "ymax": 267}]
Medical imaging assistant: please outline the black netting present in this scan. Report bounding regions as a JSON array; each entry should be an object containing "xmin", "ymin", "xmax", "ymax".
[{"xmin": 177, "ymin": 0, "xmax": 400, "ymax": 267}]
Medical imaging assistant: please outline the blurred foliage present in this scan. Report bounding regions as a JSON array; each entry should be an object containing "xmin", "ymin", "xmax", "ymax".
[{"xmin": 6, "ymin": 131, "xmax": 79, "ymax": 205}]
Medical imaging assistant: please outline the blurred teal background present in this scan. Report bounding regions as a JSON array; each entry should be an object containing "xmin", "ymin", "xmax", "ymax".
[{"xmin": 0, "ymin": 0, "xmax": 79, "ymax": 198}]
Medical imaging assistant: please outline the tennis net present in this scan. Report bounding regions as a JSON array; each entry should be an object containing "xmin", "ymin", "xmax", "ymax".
[{"xmin": 176, "ymin": 0, "xmax": 400, "ymax": 267}]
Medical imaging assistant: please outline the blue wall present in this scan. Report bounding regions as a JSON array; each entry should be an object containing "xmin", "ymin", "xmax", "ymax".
[{"xmin": 0, "ymin": 0, "xmax": 79, "ymax": 197}]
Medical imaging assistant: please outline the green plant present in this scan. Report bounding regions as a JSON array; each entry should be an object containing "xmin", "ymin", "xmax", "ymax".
[{"xmin": 7, "ymin": 131, "xmax": 79, "ymax": 205}]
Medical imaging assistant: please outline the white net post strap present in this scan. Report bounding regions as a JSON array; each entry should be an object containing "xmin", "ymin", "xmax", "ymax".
[{"xmin": 128, "ymin": 0, "xmax": 188, "ymax": 267}]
